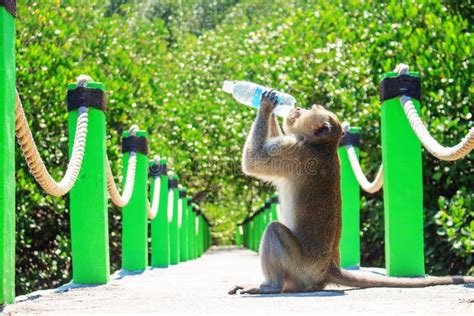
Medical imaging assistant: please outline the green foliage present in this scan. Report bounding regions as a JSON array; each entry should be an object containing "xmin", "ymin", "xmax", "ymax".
[
  {"xmin": 431, "ymin": 188, "xmax": 473, "ymax": 274},
  {"xmin": 14, "ymin": 0, "xmax": 472, "ymax": 295}
]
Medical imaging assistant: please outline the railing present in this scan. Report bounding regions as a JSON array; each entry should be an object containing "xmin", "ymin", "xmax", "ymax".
[
  {"xmin": 237, "ymin": 195, "xmax": 279, "ymax": 252},
  {"xmin": 0, "ymin": 3, "xmax": 211, "ymax": 304},
  {"xmin": 237, "ymin": 64, "xmax": 473, "ymax": 278}
]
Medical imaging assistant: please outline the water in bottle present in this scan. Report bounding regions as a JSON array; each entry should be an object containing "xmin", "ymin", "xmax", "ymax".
[{"xmin": 222, "ymin": 80, "xmax": 296, "ymax": 117}]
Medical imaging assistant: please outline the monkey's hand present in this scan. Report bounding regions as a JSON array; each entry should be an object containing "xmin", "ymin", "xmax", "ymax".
[{"xmin": 259, "ymin": 89, "xmax": 278, "ymax": 116}]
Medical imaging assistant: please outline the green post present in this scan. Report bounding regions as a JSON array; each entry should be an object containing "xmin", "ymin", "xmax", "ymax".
[
  {"xmin": 68, "ymin": 82, "xmax": 109, "ymax": 284},
  {"xmin": 203, "ymin": 221, "xmax": 207, "ymax": 251},
  {"xmin": 202, "ymin": 220, "xmax": 207, "ymax": 252},
  {"xmin": 242, "ymin": 223, "xmax": 246, "ymax": 247},
  {"xmin": 261, "ymin": 205, "xmax": 267, "ymax": 233},
  {"xmin": 259, "ymin": 212, "xmax": 265, "ymax": 251},
  {"xmin": 262, "ymin": 209, "xmax": 268, "ymax": 236},
  {"xmin": 235, "ymin": 225, "xmax": 243, "ymax": 246},
  {"xmin": 255, "ymin": 215, "xmax": 260, "ymax": 251},
  {"xmin": 0, "ymin": 2, "xmax": 16, "ymax": 304},
  {"xmin": 194, "ymin": 213, "xmax": 201, "ymax": 258},
  {"xmin": 193, "ymin": 210, "xmax": 198, "ymax": 259},
  {"xmin": 206, "ymin": 221, "xmax": 211, "ymax": 250},
  {"xmin": 270, "ymin": 195, "xmax": 278, "ymax": 222},
  {"xmin": 254, "ymin": 214, "xmax": 260, "ymax": 251},
  {"xmin": 205, "ymin": 220, "xmax": 210, "ymax": 251},
  {"xmin": 250, "ymin": 218, "xmax": 255, "ymax": 251},
  {"xmin": 338, "ymin": 127, "xmax": 361, "ymax": 268},
  {"xmin": 249, "ymin": 220, "xmax": 255, "ymax": 251},
  {"xmin": 203, "ymin": 220, "xmax": 208, "ymax": 251},
  {"xmin": 201, "ymin": 216, "xmax": 205, "ymax": 255},
  {"xmin": 188, "ymin": 207, "xmax": 196, "ymax": 260},
  {"xmin": 196, "ymin": 213, "xmax": 200, "ymax": 258},
  {"xmin": 264, "ymin": 203, "xmax": 271, "ymax": 229},
  {"xmin": 151, "ymin": 159, "xmax": 170, "ymax": 267},
  {"xmin": 193, "ymin": 212, "xmax": 199, "ymax": 258},
  {"xmin": 381, "ymin": 71, "xmax": 424, "ymax": 276},
  {"xmin": 248, "ymin": 221, "xmax": 251, "ymax": 248},
  {"xmin": 193, "ymin": 209, "xmax": 197, "ymax": 259},
  {"xmin": 179, "ymin": 193, "xmax": 189, "ymax": 262},
  {"xmin": 248, "ymin": 220, "xmax": 253, "ymax": 250},
  {"xmin": 169, "ymin": 176, "xmax": 180, "ymax": 265},
  {"xmin": 122, "ymin": 131, "xmax": 148, "ymax": 270},
  {"xmin": 208, "ymin": 223, "xmax": 212, "ymax": 249},
  {"xmin": 187, "ymin": 205, "xmax": 193, "ymax": 259},
  {"xmin": 197, "ymin": 215, "xmax": 203, "ymax": 257},
  {"xmin": 243, "ymin": 223, "xmax": 248, "ymax": 248}
]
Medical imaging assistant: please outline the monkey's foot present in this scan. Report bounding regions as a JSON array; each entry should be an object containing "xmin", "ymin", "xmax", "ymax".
[
  {"xmin": 228, "ymin": 285, "xmax": 244, "ymax": 295},
  {"xmin": 228, "ymin": 284, "xmax": 281, "ymax": 295}
]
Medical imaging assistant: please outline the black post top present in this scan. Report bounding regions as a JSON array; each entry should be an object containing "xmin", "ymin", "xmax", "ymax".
[
  {"xmin": 339, "ymin": 131, "xmax": 361, "ymax": 148},
  {"xmin": 67, "ymin": 86, "xmax": 107, "ymax": 112},
  {"xmin": 122, "ymin": 136, "xmax": 149, "ymax": 155},
  {"xmin": 0, "ymin": 0, "xmax": 16, "ymax": 17},
  {"xmin": 149, "ymin": 164, "xmax": 167, "ymax": 178},
  {"xmin": 380, "ymin": 74, "xmax": 421, "ymax": 102}
]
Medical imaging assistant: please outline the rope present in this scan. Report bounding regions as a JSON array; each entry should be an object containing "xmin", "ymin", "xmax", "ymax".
[
  {"xmin": 341, "ymin": 122, "xmax": 383, "ymax": 193},
  {"xmin": 345, "ymin": 145, "xmax": 384, "ymax": 193},
  {"xmin": 395, "ymin": 64, "xmax": 474, "ymax": 161},
  {"xmin": 147, "ymin": 176, "xmax": 160, "ymax": 219},
  {"xmin": 106, "ymin": 125, "xmax": 139, "ymax": 207},
  {"xmin": 14, "ymin": 76, "xmax": 91, "ymax": 197},
  {"xmin": 178, "ymin": 198, "xmax": 183, "ymax": 228},
  {"xmin": 168, "ymin": 189, "xmax": 174, "ymax": 222},
  {"xmin": 147, "ymin": 156, "xmax": 161, "ymax": 219}
]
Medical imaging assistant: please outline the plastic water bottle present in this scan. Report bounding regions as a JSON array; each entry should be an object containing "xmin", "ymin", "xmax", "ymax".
[{"xmin": 222, "ymin": 80, "xmax": 296, "ymax": 117}]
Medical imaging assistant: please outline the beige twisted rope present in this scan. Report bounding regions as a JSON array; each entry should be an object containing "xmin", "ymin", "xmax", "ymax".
[
  {"xmin": 147, "ymin": 176, "xmax": 160, "ymax": 219},
  {"xmin": 275, "ymin": 204, "xmax": 281, "ymax": 220},
  {"xmin": 14, "ymin": 76, "xmax": 91, "ymax": 196},
  {"xmin": 146, "ymin": 156, "xmax": 161, "ymax": 219},
  {"xmin": 345, "ymin": 145, "xmax": 384, "ymax": 193},
  {"xmin": 106, "ymin": 125, "xmax": 139, "ymax": 207},
  {"xmin": 395, "ymin": 64, "xmax": 474, "ymax": 161},
  {"xmin": 341, "ymin": 122, "xmax": 383, "ymax": 193},
  {"xmin": 195, "ymin": 215, "xmax": 200, "ymax": 234},
  {"xmin": 178, "ymin": 198, "xmax": 183, "ymax": 228},
  {"xmin": 167, "ymin": 189, "xmax": 174, "ymax": 222}
]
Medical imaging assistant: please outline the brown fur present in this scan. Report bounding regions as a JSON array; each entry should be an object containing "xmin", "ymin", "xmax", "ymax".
[{"xmin": 229, "ymin": 90, "xmax": 474, "ymax": 295}]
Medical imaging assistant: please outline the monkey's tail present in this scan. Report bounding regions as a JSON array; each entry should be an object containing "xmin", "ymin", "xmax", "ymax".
[{"xmin": 327, "ymin": 266, "xmax": 474, "ymax": 288}]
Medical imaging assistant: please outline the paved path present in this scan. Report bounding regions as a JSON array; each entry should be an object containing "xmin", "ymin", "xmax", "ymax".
[{"xmin": 2, "ymin": 246, "xmax": 473, "ymax": 315}]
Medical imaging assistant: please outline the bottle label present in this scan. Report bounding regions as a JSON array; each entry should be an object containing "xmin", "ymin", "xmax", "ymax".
[
  {"xmin": 277, "ymin": 95, "xmax": 282, "ymax": 104},
  {"xmin": 252, "ymin": 87, "xmax": 263, "ymax": 108},
  {"xmin": 252, "ymin": 87, "xmax": 284, "ymax": 109}
]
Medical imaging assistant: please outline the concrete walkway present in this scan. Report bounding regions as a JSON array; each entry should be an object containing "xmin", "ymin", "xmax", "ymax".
[{"xmin": 2, "ymin": 246, "xmax": 473, "ymax": 315}]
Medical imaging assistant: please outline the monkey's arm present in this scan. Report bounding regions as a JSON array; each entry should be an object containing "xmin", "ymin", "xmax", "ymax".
[
  {"xmin": 242, "ymin": 119, "xmax": 298, "ymax": 178},
  {"xmin": 242, "ymin": 90, "xmax": 275, "ymax": 171},
  {"xmin": 242, "ymin": 90, "xmax": 298, "ymax": 178},
  {"xmin": 268, "ymin": 115, "xmax": 283, "ymax": 138}
]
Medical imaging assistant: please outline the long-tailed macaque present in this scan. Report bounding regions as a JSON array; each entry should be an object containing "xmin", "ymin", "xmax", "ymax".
[{"xmin": 229, "ymin": 90, "xmax": 473, "ymax": 295}]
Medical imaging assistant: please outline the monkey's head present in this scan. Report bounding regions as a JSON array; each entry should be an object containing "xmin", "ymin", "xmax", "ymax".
[{"xmin": 283, "ymin": 104, "xmax": 342, "ymax": 145}]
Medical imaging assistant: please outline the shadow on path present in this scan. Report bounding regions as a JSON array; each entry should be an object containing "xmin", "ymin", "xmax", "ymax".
[
  {"xmin": 12, "ymin": 283, "xmax": 104, "ymax": 305},
  {"xmin": 114, "ymin": 269, "xmax": 146, "ymax": 280},
  {"xmin": 240, "ymin": 289, "xmax": 346, "ymax": 298}
]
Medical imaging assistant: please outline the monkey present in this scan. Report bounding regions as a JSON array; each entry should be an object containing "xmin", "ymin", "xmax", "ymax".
[{"xmin": 229, "ymin": 90, "xmax": 474, "ymax": 295}]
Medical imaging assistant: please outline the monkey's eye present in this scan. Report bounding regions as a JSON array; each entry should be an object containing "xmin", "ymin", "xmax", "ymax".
[{"xmin": 314, "ymin": 125, "xmax": 330, "ymax": 136}]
